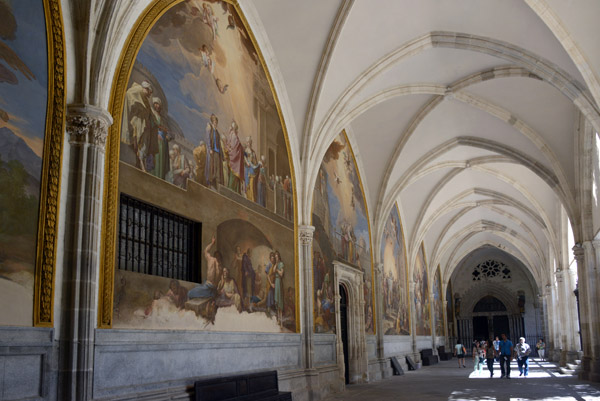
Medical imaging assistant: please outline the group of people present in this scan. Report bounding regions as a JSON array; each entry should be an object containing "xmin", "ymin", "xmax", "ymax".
[
  {"xmin": 185, "ymin": 236, "xmax": 288, "ymax": 325},
  {"xmin": 455, "ymin": 335, "xmax": 546, "ymax": 378}
]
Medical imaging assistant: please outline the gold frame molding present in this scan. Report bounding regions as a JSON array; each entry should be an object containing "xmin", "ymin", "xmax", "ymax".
[
  {"xmin": 32, "ymin": 0, "xmax": 66, "ymax": 327},
  {"xmin": 100, "ymin": 0, "xmax": 299, "ymax": 330}
]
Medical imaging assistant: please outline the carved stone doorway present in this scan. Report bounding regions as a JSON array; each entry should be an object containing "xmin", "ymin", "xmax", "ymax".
[{"xmin": 334, "ymin": 261, "xmax": 368, "ymax": 385}]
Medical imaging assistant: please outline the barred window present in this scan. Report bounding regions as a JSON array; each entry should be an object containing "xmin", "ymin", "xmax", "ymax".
[{"xmin": 118, "ymin": 193, "xmax": 201, "ymax": 283}]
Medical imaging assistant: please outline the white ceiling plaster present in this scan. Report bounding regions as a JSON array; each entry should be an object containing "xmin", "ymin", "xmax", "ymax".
[{"xmin": 245, "ymin": 0, "xmax": 599, "ymax": 279}]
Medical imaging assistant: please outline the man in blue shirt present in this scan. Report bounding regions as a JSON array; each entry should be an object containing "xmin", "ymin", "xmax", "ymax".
[{"xmin": 499, "ymin": 333, "xmax": 514, "ymax": 379}]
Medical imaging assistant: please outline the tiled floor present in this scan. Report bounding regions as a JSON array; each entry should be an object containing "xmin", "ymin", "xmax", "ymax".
[{"xmin": 322, "ymin": 359, "xmax": 600, "ymax": 400}]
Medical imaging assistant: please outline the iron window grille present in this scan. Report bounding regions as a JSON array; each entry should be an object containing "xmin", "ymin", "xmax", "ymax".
[{"xmin": 118, "ymin": 193, "xmax": 200, "ymax": 283}]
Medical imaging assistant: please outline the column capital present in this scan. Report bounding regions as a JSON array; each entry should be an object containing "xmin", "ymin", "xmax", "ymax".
[
  {"xmin": 375, "ymin": 262, "xmax": 384, "ymax": 275},
  {"xmin": 573, "ymin": 243, "xmax": 586, "ymax": 263},
  {"xmin": 66, "ymin": 104, "xmax": 113, "ymax": 148},
  {"xmin": 298, "ymin": 225, "xmax": 315, "ymax": 245}
]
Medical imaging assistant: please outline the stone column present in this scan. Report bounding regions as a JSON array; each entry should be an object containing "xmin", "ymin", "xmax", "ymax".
[
  {"xmin": 409, "ymin": 281, "xmax": 418, "ymax": 361},
  {"xmin": 58, "ymin": 105, "xmax": 112, "ymax": 400},
  {"xmin": 298, "ymin": 225, "xmax": 315, "ymax": 369},
  {"xmin": 555, "ymin": 268, "xmax": 579, "ymax": 364},
  {"xmin": 374, "ymin": 263, "xmax": 385, "ymax": 360},
  {"xmin": 443, "ymin": 300, "xmax": 449, "ymax": 348},
  {"xmin": 580, "ymin": 241, "xmax": 600, "ymax": 381},
  {"xmin": 573, "ymin": 244, "xmax": 592, "ymax": 378},
  {"xmin": 429, "ymin": 293, "xmax": 436, "ymax": 351}
]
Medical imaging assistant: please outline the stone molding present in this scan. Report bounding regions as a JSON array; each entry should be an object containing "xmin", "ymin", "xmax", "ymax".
[{"xmin": 66, "ymin": 104, "xmax": 113, "ymax": 148}]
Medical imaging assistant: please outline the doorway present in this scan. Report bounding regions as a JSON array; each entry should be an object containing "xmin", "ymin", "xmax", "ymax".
[
  {"xmin": 473, "ymin": 316, "xmax": 488, "ymax": 340},
  {"xmin": 493, "ymin": 315, "xmax": 509, "ymax": 339},
  {"xmin": 339, "ymin": 284, "xmax": 350, "ymax": 384}
]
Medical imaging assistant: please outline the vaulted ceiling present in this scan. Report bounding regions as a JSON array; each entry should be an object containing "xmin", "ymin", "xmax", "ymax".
[
  {"xmin": 247, "ymin": 0, "xmax": 600, "ymax": 286},
  {"xmin": 70, "ymin": 0, "xmax": 600, "ymax": 289}
]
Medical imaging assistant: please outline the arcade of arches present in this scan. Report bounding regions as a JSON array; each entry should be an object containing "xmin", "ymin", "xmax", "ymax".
[{"xmin": 1, "ymin": 1, "xmax": 600, "ymax": 400}]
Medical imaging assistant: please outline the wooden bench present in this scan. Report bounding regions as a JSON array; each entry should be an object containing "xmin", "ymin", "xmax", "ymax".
[
  {"xmin": 420, "ymin": 348, "xmax": 439, "ymax": 366},
  {"xmin": 437, "ymin": 345, "xmax": 453, "ymax": 361},
  {"xmin": 194, "ymin": 370, "xmax": 292, "ymax": 401}
]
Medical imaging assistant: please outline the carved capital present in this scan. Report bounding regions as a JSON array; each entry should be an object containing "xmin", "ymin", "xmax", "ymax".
[
  {"xmin": 375, "ymin": 263, "xmax": 384, "ymax": 275},
  {"xmin": 573, "ymin": 244, "xmax": 585, "ymax": 263},
  {"xmin": 298, "ymin": 225, "xmax": 315, "ymax": 245},
  {"xmin": 66, "ymin": 104, "xmax": 113, "ymax": 148}
]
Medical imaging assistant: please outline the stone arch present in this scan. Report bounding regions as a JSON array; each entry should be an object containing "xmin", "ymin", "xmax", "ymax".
[{"xmin": 461, "ymin": 282, "xmax": 520, "ymax": 316}]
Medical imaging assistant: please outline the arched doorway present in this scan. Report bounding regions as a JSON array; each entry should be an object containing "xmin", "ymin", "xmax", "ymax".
[
  {"xmin": 472, "ymin": 296, "xmax": 508, "ymax": 340},
  {"xmin": 334, "ymin": 261, "xmax": 368, "ymax": 385},
  {"xmin": 339, "ymin": 284, "xmax": 350, "ymax": 384}
]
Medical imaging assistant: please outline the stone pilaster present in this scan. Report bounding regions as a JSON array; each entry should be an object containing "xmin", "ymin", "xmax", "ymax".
[{"xmin": 58, "ymin": 104, "xmax": 112, "ymax": 401}]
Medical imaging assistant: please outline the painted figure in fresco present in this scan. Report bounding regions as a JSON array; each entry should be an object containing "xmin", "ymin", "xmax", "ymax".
[
  {"xmin": 257, "ymin": 155, "xmax": 267, "ymax": 207},
  {"xmin": 201, "ymin": 3, "xmax": 219, "ymax": 40},
  {"xmin": 284, "ymin": 286, "xmax": 295, "ymax": 322},
  {"xmin": 188, "ymin": 235, "xmax": 222, "ymax": 300},
  {"xmin": 215, "ymin": 77, "xmax": 229, "ymax": 94},
  {"xmin": 199, "ymin": 44, "xmax": 214, "ymax": 75},
  {"xmin": 244, "ymin": 137, "xmax": 258, "ymax": 201},
  {"xmin": 283, "ymin": 175, "xmax": 292, "ymax": 219},
  {"xmin": 265, "ymin": 252, "xmax": 276, "ymax": 313},
  {"xmin": 274, "ymin": 251, "xmax": 285, "ymax": 324},
  {"xmin": 166, "ymin": 279, "xmax": 188, "ymax": 309},
  {"xmin": 314, "ymin": 252, "xmax": 326, "ymax": 294},
  {"xmin": 123, "ymin": 80, "xmax": 158, "ymax": 172},
  {"xmin": 216, "ymin": 267, "xmax": 242, "ymax": 312},
  {"xmin": 206, "ymin": 114, "xmax": 224, "ymax": 189},
  {"xmin": 171, "ymin": 144, "xmax": 190, "ymax": 189},
  {"xmin": 226, "ymin": 120, "xmax": 244, "ymax": 194},
  {"xmin": 231, "ymin": 246, "xmax": 244, "ymax": 293},
  {"xmin": 241, "ymin": 248, "xmax": 256, "ymax": 310},
  {"xmin": 193, "ymin": 140, "xmax": 207, "ymax": 185},
  {"xmin": 150, "ymin": 97, "xmax": 172, "ymax": 180}
]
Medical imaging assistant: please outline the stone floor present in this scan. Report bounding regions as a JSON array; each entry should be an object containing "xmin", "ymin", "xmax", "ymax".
[{"xmin": 322, "ymin": 358, "xmax": 600, "ymax": 400}]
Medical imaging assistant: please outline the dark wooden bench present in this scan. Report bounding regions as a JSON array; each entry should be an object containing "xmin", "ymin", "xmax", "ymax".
[
  {"xmin": 420, "ymin": 348, "xmax": 439, "ymax": 366},
  {"xmin": 437, "ymin": 346, "xmax": 453, "ymax": 361},
  {"xmin": 194, "ymin": 370, "xmax": 292, "ymax": 401}
]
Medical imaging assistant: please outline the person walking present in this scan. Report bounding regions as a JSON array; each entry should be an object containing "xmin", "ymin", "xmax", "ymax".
[
  {"xmin": 472, "ymin": 340, "xmax": 484, "ymax": 375},
  {"xmin": 498, "ymin": 333, "xmax": 513, "ymax": 379},
  {"xmin": 485, "ymin": 338, "xmax": 497, "ymax": 378},
  {"xmin": 493, "ymin": 336, "xmax": 500, "ymax": 362},
  {"xmin": 536, "ymin": 338, "xmax": 546, "ymax": 361},
  {"xmin": 516, "ymin": 337, "xmax": 532, "ymax": 377},
  {"xmin": 454, "ymin": 341, "xmax": 466, "ymax": 368}
]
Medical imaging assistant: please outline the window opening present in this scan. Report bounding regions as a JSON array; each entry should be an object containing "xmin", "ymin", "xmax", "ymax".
[{"xmin": 118, "ymin": 193, "xmax": 200, "ymax": 283}]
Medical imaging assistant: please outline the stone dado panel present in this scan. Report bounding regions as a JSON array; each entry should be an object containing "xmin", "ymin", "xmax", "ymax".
[
  {"xmin": 383, "ymin": 336, "xmax": 413, "ymax": 358},
  {"xmin": 93, "ymin": 330, "xmax": 301, "ymax": 399},
  {"xmin": 0, "ymin": 327, "xmax": 56, "ymax": 401},
  {"xmin": 313, "ymin": 333, "xmax": 337, "ymax": 367}
]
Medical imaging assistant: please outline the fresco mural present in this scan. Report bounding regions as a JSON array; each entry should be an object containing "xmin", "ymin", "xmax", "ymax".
[
  {"xmin": 120, "ymin": 0, "xmax": 292, "ymax": 219},
  {"xmin": 113, "ymin": 0, "xmax": 296, "ymax": 333},
  {"xmin": 312, "ymin": 132, "xmax": 374, "ymax": 334},
  {"xmin": 413, "ymin": 243, "xmax": 431, "ymax": 336},
  {"xmin": 0, "ymin": 0, "xmax": 48, "ymax": 326},
  {"xmin": 380, "ymin": 203, "xmax": 409, "ymax": 335},
  {"xmin": 432, "ymin": 266, "xmax": 444, "ymax": 336}
]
